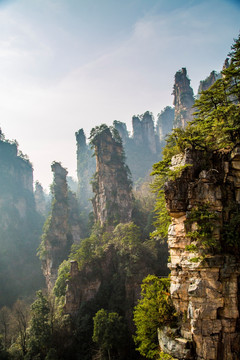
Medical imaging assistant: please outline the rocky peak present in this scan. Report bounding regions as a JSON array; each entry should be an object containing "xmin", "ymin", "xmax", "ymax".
[
  {"xmin": 156, "ymin": 106, "xmax": 175, "ymax": 142},
  {"xmin": 173, "ymin": 67, "xmax": 195, "ymax": 128},
  {"xmin": 34, "ymin": 181, "xmax": 47, "ymax": 217},
  {"xmin": 132, "ymin": 111, "xmax": 157, "ymax": 153},
  {"xmin": 197, "ymin": 70, "xmax": 221, "ymax": 96},
  {"xmin": 113, "ymin": 120, "xmax": 129, "ymax": 144},
  {"xmin": 75, "ymin": 128, "xmax": 95, "ymax": 214},
  {"xmin": 41, "ymin": 162, "xmax": 73, "ymax": 292},
  {"xmin": 91, "ymin": 125, "xmax": 133, "ymax": 227}
]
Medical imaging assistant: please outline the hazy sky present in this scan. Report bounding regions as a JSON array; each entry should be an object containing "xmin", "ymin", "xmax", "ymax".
[{"xmin": 0, "ymin": 0, "xmax": 239, "ymax": 189}]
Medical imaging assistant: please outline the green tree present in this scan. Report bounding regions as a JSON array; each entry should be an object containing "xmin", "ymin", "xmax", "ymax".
[
  {"xmin": 26, "ymin": 291, "xmax": 51, "ymax": 359},
  {"xmin": 163, "ymin": 34, "xmax": 240, "ymax": 155},
  {"xmin": 133, "ymin": 275, "xmax": 176, "ymax": 359},
  {"xmin": 92, "ymin": 309, "xmax": 126, "ymax": 360},
  {"xmin": 12, "ymin": 300, "xmax": 30, "ymax": 356}
]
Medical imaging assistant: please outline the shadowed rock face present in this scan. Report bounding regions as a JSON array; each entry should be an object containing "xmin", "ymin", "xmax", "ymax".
[
  {"xmin": 132, "ymin": 111, "xmax": 157, "ymax": 153},
  {"xmin": 159, "ymin": 147, "xmax": 240, "ymax": 360},
  {"xmin": 0, "ymin": 133, "xmax": 44, "ymax": 306},
  {"xmin": 173, "ymin": 68, "xmax": 195, "ymax": 128},
  {"xmin": 75, "ymin": 129, "xmax": 95, "ymax": 212},
  {"xmin": 41, "ymin": 162, "xmax": 73, "ymax": 292},
  {"xmin": 91, "ymin": 127, "xmax": 133, "ymax": 228},
  {"xmin": 156, "ymin": 106, "xmax": 175, "ymax": 142},
  {"xmin": 197, "ymin": 70, "xmax": 221, "ymax": 96}
]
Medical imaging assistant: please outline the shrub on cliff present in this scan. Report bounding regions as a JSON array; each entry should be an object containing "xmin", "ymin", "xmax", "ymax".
[{"xmin": 133, "ymin": 275, "xmax": 177, "ymax": 359}]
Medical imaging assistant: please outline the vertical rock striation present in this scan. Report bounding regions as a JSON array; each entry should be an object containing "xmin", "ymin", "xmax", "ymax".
[
  {"xmin": 132, "ymin": 111, "xmax": 157, "ymax": 153},
  {"xmin": 91, "ymin": 126, "xmax": 133, "ymax": 227},
  {"xmin": 41, "ymin": 162, "xmax": 73, "ymax": 292},
  {"xmin": 156, "ymin": 106, "xmax": 175, "ymax": 143},
  {"xmin": 75, "ymin": 129, "xmax": 95, "ymax": 212},
  {"xmin": 160, "ymin": 147, "xmax": 240, "ymax": 360},
  {"xmin": 34, "ymin": 181, "xmax": 48, "ymax": 217},
  {"xmin": 173, "ymin": 68, "xmax": 195, "ymax": 128}
]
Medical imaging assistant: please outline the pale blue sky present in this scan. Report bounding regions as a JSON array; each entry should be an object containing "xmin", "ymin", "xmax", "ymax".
[{"xmin": 0, "ymin": 0, "xmax": 239, "ymax": 189}]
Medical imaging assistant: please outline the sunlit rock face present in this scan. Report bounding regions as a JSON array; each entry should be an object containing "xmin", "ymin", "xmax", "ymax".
[
  {"xmin": 160, "ymin": 147, "xmax": 240, "ymax": 360},
  {"xmin": 91, "ymin": 127, "xmax": 133, "ymax": 228},
  {"xmin": 173, "ymin": 68, "xmax": 195, "ymax": 128}
]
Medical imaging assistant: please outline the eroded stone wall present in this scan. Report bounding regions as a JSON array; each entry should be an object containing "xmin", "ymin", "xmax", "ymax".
[
  {"xmin": 160, "ymin": 147, "xmax": 240, "ymax": 360},
  {"xmin": 91, "ymin": 127, "xmax": 133, "ymax": 227}
]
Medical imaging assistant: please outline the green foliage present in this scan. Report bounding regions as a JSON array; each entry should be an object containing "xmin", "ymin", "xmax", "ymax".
[
  {"xmin": 64, "ymin": 222, "xmax": 158, "ymax": 279},
  {"xmin": 89, "ymin": 124, "xmax": 122, "ymax": 148},
  {"xmin": 26, "ymin": 291, "xmax": 51, "ymax": 359},
  {"xmin": 53, "ymin": 261, "xmax": 71, "ymax": 298},
  {"xmin": 92, "ymin": 309, "xmax": 126, "ymax": 359},
  {"xmin": 158, "ymin": 352, "xmax": 176, "ymax": 360},
  {"xmin": 164, "ymin": 35, "xmax": 240, "ymax": 154},
  {"xmin": 150, "ymin": 162, "xmax": 171, "ymax": 241},
  {"xmin": 185, "ymin": 244, "xmax": 198, "ymax": 252},
  {"xmin": 185, "ymin": 204, "xmax": 220, "ymax": 253},
  {"xmin": 133, "ymin": 275, "xmax": 177, "ymax": 359}
]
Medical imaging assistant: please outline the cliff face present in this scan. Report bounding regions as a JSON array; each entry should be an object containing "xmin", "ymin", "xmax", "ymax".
[
  {"xmin": 159, "ymin": 147, "xmax": 240, "ymax": 360},
  {"xmin": 91, "ymin": 126, "xmax": 133, "ymax": 227},
  {"xmin": 41, "ymin": 162, "xmax": 74, "ymax": 292},
  {"xmin": 132, "ymin": 111, "xmax": 157, "ymax": 154},
  {"xmin": 64, "ymin": 245, "xmax": 156, "ymax": 325},
  {"xmin": 156, "ymin": 106, "xmax": 175, "ymax": 142},
  {"xmin": 34, "ymin": 181, "xmax": 48, "ymax": 217},
  {"xmin": 173, "ymin": 68, "xmax": 195, "ymax": 128},
  {"xmin": 0, "ymin": 133, "xmax": 44, "ymax": 307},
  {"xmin": 113, "ymin": 120, "xmax": 129, "ymax": 144},
  {"xmin": 197, "ymin": 70, "xmax": 221, "ymax": 96},
  {"xmin": 75, "ymin": 129, "xmax": 95, "ymax": 212}
]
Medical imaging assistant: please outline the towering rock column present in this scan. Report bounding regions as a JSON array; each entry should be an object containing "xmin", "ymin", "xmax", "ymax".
[
  {"xmin": 132, "ymin": 111, "xmax": 157, "ymax": 153},
  {"xmin": 158, "ymin": 148, "xmax": 240, "ymax": 360},
  {"xmin": 91, "ymin": 126, "xmax": 133, "ymax": 227},
  {"xmin": 75, "ymin": 129, "xmax": 95, "ymax": 212},
  {"xmin": 156, "ymin": 106, "xmax": 175, "ymax": 143},
  {"xmin": 173, "ymin": 68, "xmax": 195, "ymax": 128},
  {"xmin": 41, "ymin": 162, "xmax": 73, "ymax": 292}
]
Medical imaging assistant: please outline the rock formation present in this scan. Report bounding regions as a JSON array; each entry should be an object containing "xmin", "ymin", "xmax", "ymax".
[
  {"xmin": 156, "ymin": 106, "xmax": 175, "ymax": 143},
  {"xmin": 75, "ymin": 129, "xmax": 95, "ymax": 212},
  {"xmin": 113, "ymin": 120, "xmax": 129, "ymax": 144},
  {"xmin": 91, "ymin": 126, "xmax": 133, "ymax": 227},
  {"xmin": 0, "ymin": 131, "xmax": 44, "ymax": 307},
  {"xmin": 34, "ymin": 181, "xmax": 48, "ymax": 217},
  {"xmin": 64, "ymin": 244, "xmax": 157, "ymax": 324},
  {"xmin": 159, "ymin": 147, "xmax": 240, "ymax": 359},
  {"xmin": 40, "ymin": 162, "xmax": 74, "ymax": 292},
  {"xmin": 197, "ymin": 70, "xmax": 221, "ymax": 96},
  {"xmin": 173, "ymin": 68, "xmax": 195, "ymax": 128},
  {"xmin": 132, "ymin": 111, "xmax": 157, "ymax": 154}
]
